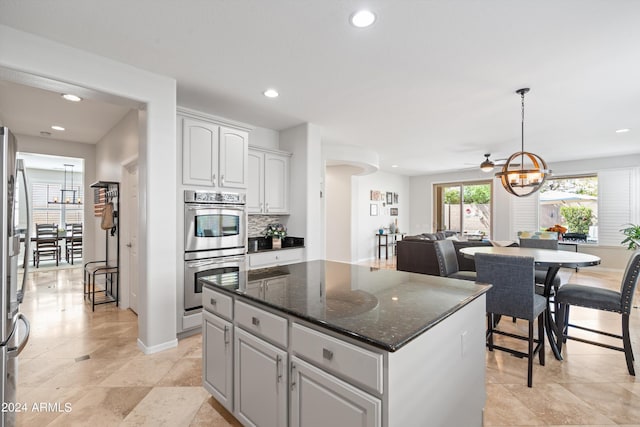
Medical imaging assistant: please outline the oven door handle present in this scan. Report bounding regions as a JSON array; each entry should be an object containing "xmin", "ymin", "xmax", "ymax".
[
  {"xmin": 185, "ymin": 205, "xmax": 246, "ymax": 212},
  {"xmin": 186, "ymin": 257, "xmax": 245, "ymax": 268}
]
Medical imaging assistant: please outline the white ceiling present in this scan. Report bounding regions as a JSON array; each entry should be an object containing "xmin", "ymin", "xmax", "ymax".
[{"xmin": 1, "ymin": 1, "xmax": 639, "ymax": 175}]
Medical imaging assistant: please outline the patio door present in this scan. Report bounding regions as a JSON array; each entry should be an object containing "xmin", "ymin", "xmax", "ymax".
[{"xmin": 434, "ymin": 181, "xmax": 492, "ymax": 237}]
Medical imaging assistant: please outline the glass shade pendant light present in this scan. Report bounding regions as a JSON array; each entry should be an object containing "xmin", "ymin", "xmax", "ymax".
[{"xmin": 495, "ymin": 88, "xmax": 551, "ymax": 197}]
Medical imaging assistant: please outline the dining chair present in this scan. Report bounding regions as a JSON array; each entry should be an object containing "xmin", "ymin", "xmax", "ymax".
[
  {"xmin": 65, "ymin": 223, "xmax": 83, "ymax": 265},
  {"xmin": 475, "ymin": 252, "xmax": 546, "ymax": 387},
  {"xmin": 33, "ymin": 223, "xmax": 60, "ymax": 267},
  {"xmin": 556, "ymin": 250, "xmax": 640, "ymax": 376},
  {"xmin": 433, "ymin": 240, "xmax": 477, "ymax": 281},
  {"xmin": 518, "ymin": 237, "xmax": 562, "ymax": 291}
]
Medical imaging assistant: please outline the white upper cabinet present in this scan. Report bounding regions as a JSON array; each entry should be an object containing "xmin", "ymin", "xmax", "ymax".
[
  {"xmin": 247, "ymin": 150, "xmax": 264, "ymax": 213},
  {"xmin": 248, "ymin": 147, "xmax": 291, "ymax": 214},
  {"xmin": 182, "ymin": 118, "xmax": 219, "ymax": 187},
  {"xmin": 219, "ymin": 126, "xmax": 249, "ymax": 189},
  {"xmin": 180, "ymin": 113, "xmax": 249, "ymax": 189},
  {"xmin": 264, "ymin": 153, "xmax": 289, "ymax": 213}
]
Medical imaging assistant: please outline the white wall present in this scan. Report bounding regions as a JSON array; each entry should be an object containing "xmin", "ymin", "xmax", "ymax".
[
  {"xmin": 354, "ymin": 170, "xmax": 410, "ymax": 262},
  {"xmin": 280, "ymin": 123, "xmax": 324, "ymax": 261},
  {"xmin": 1, "ymin": 25, "xmax": 178, "ymax": 353},
  {"xmin": 250, "ymin": 126, "xmax": 279, "ymax": 150},
  {"xmin": 96, "ymin": 109, "xmax": 138, "ymax": 180},
  {"xmin": 94, "ymin": 109, "xmax": 139, "ymax": 308},
  {"xmin": 325, "ymin": 165, "xmax": 360, "ymax": 262}
]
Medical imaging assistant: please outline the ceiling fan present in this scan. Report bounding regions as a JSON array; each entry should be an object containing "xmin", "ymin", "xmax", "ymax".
[{"xmin": 475, "ymin": 153, "xmax": 519, "ymax": 172}]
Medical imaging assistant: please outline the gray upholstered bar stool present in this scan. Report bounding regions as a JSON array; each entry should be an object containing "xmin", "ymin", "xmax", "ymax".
[
  {"xmin": 476, "ymin": 252, "xmax": 547, "ymax": 387},
  {"xmin": 556, "ymin": 250, "xmax": 640, "ymax": 376},
  {"xmin": 433, "ymin": 240, "xmax": 477, "ymax": 281},
  {"xmin": 518, "ymin": 238, "xmax": 562, "ymax": 292}
]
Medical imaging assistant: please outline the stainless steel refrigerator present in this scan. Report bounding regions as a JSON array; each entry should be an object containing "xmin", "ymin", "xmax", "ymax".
[{"xmin": 1, "ymin": 127, "xmax": 31, "ymax": 427}]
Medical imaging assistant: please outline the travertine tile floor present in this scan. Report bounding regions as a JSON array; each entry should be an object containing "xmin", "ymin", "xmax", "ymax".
[{"xmin": 15, "ymin": 259, "xmax": 640, "ymax": 426}]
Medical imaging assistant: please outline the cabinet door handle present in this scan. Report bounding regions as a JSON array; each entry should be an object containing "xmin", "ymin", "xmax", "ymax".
[
  {"xmin": 323, "ymin": 348, "xmax": 334, "ymax": 361},
  {"xmin": 290, "ymin": 363, "xmax": 297, "ymax": 390},
  {"xmin": 221, "ymin": 174, "xmax": 225, "ymax": 186},
  {"xmin": 265, "ymin": 202, "xmax": 269, "ymax": 212},
  {"xmin": 276, "ymin": 355, "xmax": 282, "ymax": 383},
  {"xmin": 223, "ymin": 325, "xmax": 229, "ymax": 344},
  {"xmin": 210, "ymin": 298, "xmax": 217, "ymax": 306},
  {"xmin": 260, "ymin": 203, "xmax": 264, "ymax": 213},
  {"xmin": 212, "ymin": 173, "xmax": 217, "ymax": 186},
  {"xmin": 252, "ymin": 316, "xmax": 260, "ymax": 326}
]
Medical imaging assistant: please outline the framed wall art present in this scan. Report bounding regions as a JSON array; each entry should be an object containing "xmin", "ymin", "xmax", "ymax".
[
  {"xmin": 390, "ymin": 207, "xmax": 398, "ymax": 216},
  {"xmin": 370, "ymin": 204, "xmax": 378, "ymax": 216}
]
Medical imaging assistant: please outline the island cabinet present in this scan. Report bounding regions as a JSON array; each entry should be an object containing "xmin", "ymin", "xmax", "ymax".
[
  {"xmin": 202, "ymin": 310, "xmax": 233, "ymax": 411},
  {"xmin": 180, "ymin": 113, "xmax": 249, "ymax": 189},
  {"xmin": 290, "ymin": 357, "xmax": 381, "ymax": 427},
  {"xmin": 247, "ymin": 147, "xmax": 291, "ymax": 214},
  {"xmin": 235, "ymin": 300, "xmax": 289, "ymax": 427},
  {"xmin": 290, "ymin": 323, "xmax": 383, "ymax": 427},
  {"xmin": 202, "ymin": 287, "xmax": 234, "ymax": 412},
  {"xmin": 201, "ymin": 260, "xmax": 489, "ymax": 427}
]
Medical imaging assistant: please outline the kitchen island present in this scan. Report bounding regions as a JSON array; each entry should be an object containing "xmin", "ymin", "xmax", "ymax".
[{"xmin": 201, "ymin": 260, "xmax": 490, "ymax": 427}]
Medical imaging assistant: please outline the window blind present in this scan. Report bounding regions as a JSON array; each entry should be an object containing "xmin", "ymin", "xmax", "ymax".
[
  {"xmin": 598, "ymin": 169, "xmax": 633, "ymax": 246},
  {"xmin": 509, "ymin": 191, "xmax": 539, "ymax": 239}
]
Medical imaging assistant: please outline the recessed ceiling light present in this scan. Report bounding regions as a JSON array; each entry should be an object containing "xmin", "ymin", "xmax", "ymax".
[
  {"xmin": 51, "ymin": 125, "xmax": 65, "ymax": 131},
  {"xmin": 391, "ymin": 164, "xmax": 398, "ymax": 168},
  {"xmin": 615, "ymin": 128, "xmax": 630, "ymax": 133},
  {"xmin": 350, "ymin": 10, "xmax": 376, "ymax": 28},
  {"xmin": 61, "ymin": 93, "xmax": 82, "ymax": 102},
  {"xmin": 263, "ymin": 89, "xmax": 279, "ymax": 98}
]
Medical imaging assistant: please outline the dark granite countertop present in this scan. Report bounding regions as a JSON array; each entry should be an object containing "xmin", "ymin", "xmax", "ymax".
[{"xmin": 200, "ymin": 260, "xmax": 490, "ymax": 352}]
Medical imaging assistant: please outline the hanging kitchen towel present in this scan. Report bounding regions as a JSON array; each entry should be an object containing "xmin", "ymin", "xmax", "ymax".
[{"xmin": 101, "ymin": 202, "xmax": 115, "ymax": 230}]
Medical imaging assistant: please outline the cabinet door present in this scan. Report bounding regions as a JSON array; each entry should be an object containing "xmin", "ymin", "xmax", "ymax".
[
  {"xmin": 290, "ymin": 356, "xmax": 381, "ymax": 427},
  {"xmin": 182, "ymin": 117, "xmax": 219, "ymax": 187},
  {"xmin": 235, "ymin": 328, "xmax": 287, "ymax": 427},
  {"xmin": 203, "ymin": 311, "xmax": 233, "ymax": 412},
  {"xmin": 247, "ymin": 150, "xmax": 264, "ymax": 213},
  {"xmin": 264, "ymin": 153, "xmax": 289, "ymax": 214},
  {"xmin": 219, "ymin": 126, "xmax": 248, "ymax": 189}
]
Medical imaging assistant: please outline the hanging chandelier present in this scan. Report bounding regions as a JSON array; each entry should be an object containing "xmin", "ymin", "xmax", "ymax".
[
  {"xmin": 49, "ymin": 164, "xmax": 82, "ymax": 205},
  {"xmin": 495, "ymin": 88, "xmax": 551, "ymax": 197}
]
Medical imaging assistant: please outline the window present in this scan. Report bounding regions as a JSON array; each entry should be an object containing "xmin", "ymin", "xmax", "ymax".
[
  {"xmin": 31, "ymin": 182, "xmax": 83, "ymax": 234},
  {"xmin": 538, "ymin": 175, "xmax": 598, "ymax": 242},
  {"xmin": 434, "ymin": 181, "xmax": 492, "ymax": 237}
]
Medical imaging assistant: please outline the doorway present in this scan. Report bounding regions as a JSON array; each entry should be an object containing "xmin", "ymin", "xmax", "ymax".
[
  {"xmin": 16, "ymin": 152, "xmax": 85, "ymax": 270},
  {"xmin": 123, "ymin": 159, "xmax": 139, "ymax": 314}
]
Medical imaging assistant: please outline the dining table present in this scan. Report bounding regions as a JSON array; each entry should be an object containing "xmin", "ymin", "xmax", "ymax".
[{"xmin": 459, "ymin": 245, "xmax": 601, "ymax": 360}]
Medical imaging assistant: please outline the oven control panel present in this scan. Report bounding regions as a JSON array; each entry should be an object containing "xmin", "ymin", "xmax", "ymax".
[{"xmin": 185, "ymin": 190, "xmax": 246, "ymax": 204}]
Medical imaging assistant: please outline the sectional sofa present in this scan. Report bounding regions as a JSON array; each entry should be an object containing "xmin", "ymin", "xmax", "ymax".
[{"xmin": 396, "ymin": 233, "xmax": 493, "ymax": 276}]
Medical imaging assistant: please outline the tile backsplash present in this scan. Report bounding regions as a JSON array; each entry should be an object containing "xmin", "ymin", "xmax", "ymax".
[{"xmin": 248, "ymin": 215, "xmax": 287, "ymax": 238}]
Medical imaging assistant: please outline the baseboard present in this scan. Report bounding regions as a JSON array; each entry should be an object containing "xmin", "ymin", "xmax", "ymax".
[{"xmin": 137, "ymin": 337, "xmax": 178, "ymax": 355}]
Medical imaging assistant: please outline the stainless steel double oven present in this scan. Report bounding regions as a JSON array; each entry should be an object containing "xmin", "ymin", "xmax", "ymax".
[{"xmin": 184, "ymin": 190, "xmax": 247, "ymax": 312}]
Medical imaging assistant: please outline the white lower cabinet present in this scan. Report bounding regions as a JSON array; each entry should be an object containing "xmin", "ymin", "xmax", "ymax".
[
  {"xmin": 248, "ymin": 248, "xmax": 304, "ymax": 269},
  {"xmin": 290, "ymin": 356, "xmax": 381, "ymax": 427},
  {"xmin": 234, "ymin": 327, "xmax": 288, "ymax": 427},
  {"xmin": 203, "ymin": 310, "xmax": 233, "ymax": 413},
  {"xmin": 202, "ymin": 287, "xmax": 487, "ymax": 427}
]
